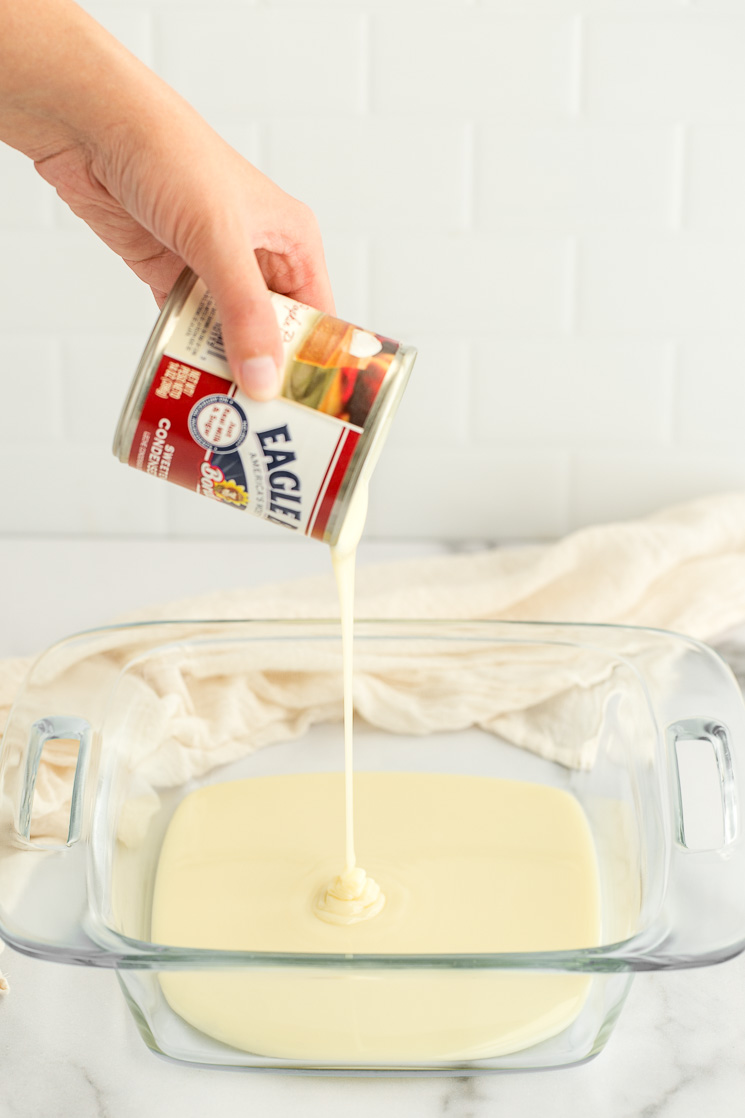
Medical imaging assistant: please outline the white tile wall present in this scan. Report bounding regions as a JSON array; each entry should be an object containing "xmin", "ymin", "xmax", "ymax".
[
  {"xmin": 0, "ymin": 145, "xmax": 55, "ymax": 229},
  {"xmin": 685, "ymin": 126, "xmax": 745, "ymax": 231},
  {"xmin": 265, "ymin": 119, "xmax": 470, "ymax": 233},
  {"xmin": 0, "ymin": 230, "xmax": 155, "ymax": 332},
  {"xmin": 675, "ymin": 339, "xmax": 745, "ymax": 442},
  {"xmin": 60, "ymin": 335, "xmax": 149, "ymax": 443},
  {"xmin": 476, "ymin": 126, "xmax": 677, "ymax": 231},
  {"xmin": 0, "ymin": 340, "xmax": 63, "ymax": 443},
  {"xmin": 0, "ymin": 1, "xmax": 743, "ymax": 541},
  {"xmin": 159, "ymin": 11, "xmax": 367, "ymax": 116},
  {"xmin": 370, "ymin": 15, "xmax": 577, "ymax": 118},
  {"xmin": 584, "ymin": 15, "xmax": 745, "ymax": 122},
  {"xmin": 571, "ymin": 451, "xmax": 745, "ymax": 527},
  {"xmin": 578, "ymin": 234, "xmax": 745, "ymax": 333},
  {"xmin": 369, "ymin": 448, "xmax": 571, "ymax": 540},
  {"xmin": 472, "ymin": 340, "xmax": 674, "ymax": 445},
  {"xmin": 370, "ymin": 235, "xmax": 574, "ymax": 337},
  {"xmin": 0, "ymin": 445, "xmax": 167, "ymax": 535}
]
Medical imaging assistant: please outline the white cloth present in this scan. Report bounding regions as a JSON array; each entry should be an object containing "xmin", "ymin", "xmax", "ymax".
[
  {"xmin": 4, "ymin": 494, "xmax": 742, "ymax": 800},
  {"xmin": 3, "ymin": 491, "xmax": 745, "ymax": 839},
  {"xmin": 1, "ymin": 492, "xmax": 745, "ymax": 992}
]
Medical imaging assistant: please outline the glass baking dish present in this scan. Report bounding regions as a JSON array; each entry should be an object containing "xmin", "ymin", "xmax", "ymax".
[{"xmin": 0, "ymin": 619, "xmax": 743, "ymax": 1074}]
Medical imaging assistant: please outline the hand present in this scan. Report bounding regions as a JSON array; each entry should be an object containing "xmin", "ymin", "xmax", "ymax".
[
  {"xmin": 36, "ymin": 108, "xmax": 335, "ymax": 400},
  {"xmin": 0, "ymin": 0, "xmax": 334, "ymax": 400}
]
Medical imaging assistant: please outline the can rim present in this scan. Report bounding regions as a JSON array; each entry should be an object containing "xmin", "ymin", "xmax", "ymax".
[
  {"xmin": 324, "ymin": 343, "xmax": 417, "ymax": 547},
  {"xmin": 111, "ymin": 268, "xmax": 198, "ymax": 463}
]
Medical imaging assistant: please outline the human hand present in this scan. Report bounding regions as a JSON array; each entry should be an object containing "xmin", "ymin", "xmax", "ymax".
[{"xmin": 0, "ymin": 0, "xmax": 334, "ymax": 400}]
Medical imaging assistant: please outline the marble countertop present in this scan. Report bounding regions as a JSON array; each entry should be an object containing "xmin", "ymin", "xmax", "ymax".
[{"xmin": 0, "ymin": 537, "xmax": 744, "ymax": 1118}]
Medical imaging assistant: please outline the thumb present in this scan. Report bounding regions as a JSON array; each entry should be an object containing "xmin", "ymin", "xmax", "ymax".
[{"xmin": 193, "ymin": 250, "xmax": 284, "ymax": 402}]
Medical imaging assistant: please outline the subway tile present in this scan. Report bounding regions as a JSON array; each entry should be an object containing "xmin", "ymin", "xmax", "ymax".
[
  {"xmin": 585, "ymin": 14, "xmax": 745, "ymax": 122},
  {"xmin": 685, "ymin": 126, "xmax": 745, "ymax": 231},
  {"xmin": 157, "ymin": 10, "xmax": 366, "ymax": 114},
  {"xmin": 385, "ymin": 336, "xmax": 470, "ymax": 450},
  {"xmin": 51, "ymin": 194, "xmax": 89, "ymax": 233},
  {"xmin": 205, "ymin": 120, "xmax": 262, "ymax": 168},
  {"xmin": 0, "ymin": 339, "xmax": 62, "ymax": 443},
  {"xmin": 370, "ymin": 235, "xmax": 572, "ymax": 338},
  {"xmin": 473, "ymin": 339, "xmax": 673, "ymax": 444},
  {"xmin": 481, "ymin": 0, "xmax": 683, "ymax": 8},
  {"xmin": 0, "ymin": 144, "xmax": 54, "ymax": 229},
  {"xmin": 367, "ymin": 448, "xmax": 569, "ymax": 540},
  {"xmin": 688, "ymin": 1, "xmax": 745, "ymax": 9},
  {"xmin": 77, "ymin": 4, "xmax": 154, "ymax": 65},
  {"xmin": 477, "ymin": 126, "xmax": 677, "ymax": 231},
  {"xmin": 60, "ymin": 335, "xmax": 147, "ymax": 445},
  {"xmin": 370, "ymin": 14, "xmax": 576, "ymax": 117},
  {"xmin": 0, "ymin": 445, "xmax": 167, "ymax": 535},
  {"xmin": 577, "ymin": 234, "xmax": 745, "ymax": 334},
  {"xmin": 265, "ymin": 0, "xmax": 468, "ymax": 6},
  {"xmin": 165, "ymin": 483, "xmax": 285, "ymax": 541},
  {"xmin": 135, "ymin": 0, "xmax": 256, "ymax": 4},
  {"xmin": 265, "ymin": 118, "xmax": 469, "ymax": 233},
  {"xmin": 674, "ymin": 338, "xmax": 745, "ymax": 442},
  {"xmin": 323, "ymin": 235, "xmax": 370, "ymax": 329},
  {"xmin": 570, "ymin": 450, "xmax": 745, "ymax": 528},
  {"xmin": 0, "ymin": 231, "xmax": 157, "ymax": 333}
]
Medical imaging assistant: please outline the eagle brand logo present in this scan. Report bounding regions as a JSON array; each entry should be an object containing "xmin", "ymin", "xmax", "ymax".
[{"xmin": 256, "ymin": 424, "xmax": 302, "ymax": 530}]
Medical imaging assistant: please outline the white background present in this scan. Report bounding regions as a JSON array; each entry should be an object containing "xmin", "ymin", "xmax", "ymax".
[{"xmin": 2, "ymin": 0, "xmax": 745, "ymax": 543}]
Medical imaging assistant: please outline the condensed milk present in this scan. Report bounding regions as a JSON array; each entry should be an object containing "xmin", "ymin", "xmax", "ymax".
[
  {"xmin": 150, "ymin": 475, "xmax": 603, "ymax": 1061},
  {"xmin": 316, "ymin": 482, "xmax": 384, "ymax": 925},
  {"xmin": 151, "ymin": 772, "xmax": 601, "ymax": 1061}
]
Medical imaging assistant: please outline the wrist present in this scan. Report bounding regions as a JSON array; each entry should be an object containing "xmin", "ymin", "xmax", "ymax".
[{"xmin": 0, "ymin": 0, "xmax": 161, "ymax": 162}]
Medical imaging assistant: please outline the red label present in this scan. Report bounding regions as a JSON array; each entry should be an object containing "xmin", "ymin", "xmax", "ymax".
[
  {"xmin": 310, "ymin": 429, "xmax": 361, "ymax": 541},
  {"xmin": 129, "ymin": 356, "xmax": 366, "ymax": 540},
  {"xmin": 130, "ymin": 357, "xmax": 225, "ymax": 489}
]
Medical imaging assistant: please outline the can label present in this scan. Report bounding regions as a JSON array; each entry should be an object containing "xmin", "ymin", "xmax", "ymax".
[{"xmin": 127, "ymin": 279, "xmax": 402, "ymax": 541}]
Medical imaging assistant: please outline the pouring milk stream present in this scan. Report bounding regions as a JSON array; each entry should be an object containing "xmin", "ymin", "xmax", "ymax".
[
  {"xmin": 121, "ymin": 275, "xmax": 603, "ymax": 1061},
  {"xmin": 315, "ymin": 483, "xmax": 385, "ymax": 925}
]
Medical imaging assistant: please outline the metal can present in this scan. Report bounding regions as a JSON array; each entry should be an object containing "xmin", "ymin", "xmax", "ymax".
[{"xmin": 113, "ymin": 268, "xmax": 415, "ymax": 544}]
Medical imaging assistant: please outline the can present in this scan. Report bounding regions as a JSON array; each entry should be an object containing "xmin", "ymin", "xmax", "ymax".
[{"xmin": 113, "ymin": 268, "xmax": 415, "ymax": 545}]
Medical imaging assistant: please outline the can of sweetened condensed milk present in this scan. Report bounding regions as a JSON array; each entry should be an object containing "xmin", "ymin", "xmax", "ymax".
[{"xmin": 113, "ymin": 268, "xmax": 415, "ymax": 544}]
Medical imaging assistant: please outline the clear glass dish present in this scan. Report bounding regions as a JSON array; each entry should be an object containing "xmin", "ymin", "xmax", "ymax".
[{"xmin": 0, "ymin": 619, "xmax": 743, "ymax": 1074}]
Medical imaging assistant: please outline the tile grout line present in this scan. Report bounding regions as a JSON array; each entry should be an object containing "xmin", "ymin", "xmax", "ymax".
[
  {"xmin": 569, "ymin": 13, "xmax": 584, "ymax": 119},
  {"xmin": 562, "ymin": 237, "xmax": 580, "ymax": 336},
  {"xmin": 461, "ymin": 119, "xmax": 476, "ymax": 233},
  {"xmin": 50, "ymin": 337, "xmax": 67, "ymax": 443},
  {"xmin": 663, "ymin": 339, "xmax": 679, "ymax": 448},
  {"xmin": 559, "ymin": 451, "xmax": 573, "ymax": 537},
  {"xmin": 358, "ymin": 12, "xmax": 371, "ymax": 115},
  {"xmin": 565, "ymin": 449, "xmax": 579, "ymax": 535},
  {"xmin": 141, "ymin": 5, "xmax": 157, "ymax": 73},
  {"xmin": 669, "ymin": 123, "xmax": 688, "ymax": 232},
  {"xmin": 253, "ymin": 121, "xmax": 267, "ymax": 177},
  {"xmin": 459, "ymin": 338, "xmax": 474, "ymax": 447},
  {"xmin": 360, "ymin": 234, "xmax": 372, "ymax": 327}
]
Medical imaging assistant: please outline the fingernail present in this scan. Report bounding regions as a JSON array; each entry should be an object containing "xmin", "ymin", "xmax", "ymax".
[{"xmin": 237, "ymin": 356, "xmax": 280, "ymax": 400}]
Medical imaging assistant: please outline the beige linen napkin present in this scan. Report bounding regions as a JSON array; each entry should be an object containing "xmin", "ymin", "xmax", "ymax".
[
  {"xmin": 1, "ymin": 492, "xmax": 745, "ymax": 991},
  {"xmin": 3, "ymin": 490, "xmax": 745, "ymax": 782},
  {"xmin": 118, "ymin": 490, "xmax": 745, "ymax": 633}
]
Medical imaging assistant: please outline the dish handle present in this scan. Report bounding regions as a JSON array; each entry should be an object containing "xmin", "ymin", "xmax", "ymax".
[
  {"xmin": 655, "ymin": 716, "xmax": 745, "ymax": 967},
  {"xmin": 18, "ymin": 715, "xmax": 92, "ymax": 849}
]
